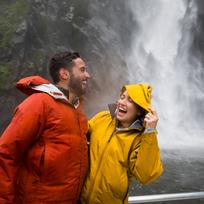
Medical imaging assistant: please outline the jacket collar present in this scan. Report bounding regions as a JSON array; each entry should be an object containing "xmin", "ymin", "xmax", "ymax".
[
  {"xmin": 32, "ymin": 84, "xmax": 80, "ymax": 108},
  {"xmin": 31, "ymin": 83, "xmax": 68, "ymax": 102},
  {"xmin": 108, "ymin": 103, "xmax": 144, "ymax": 131},
  {"xmin": 16, "ymin": 76, "xmax": 80, "ymax": 108}
]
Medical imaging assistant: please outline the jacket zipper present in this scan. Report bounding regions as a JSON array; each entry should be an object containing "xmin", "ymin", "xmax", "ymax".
[
  {"xmin": 86, "ymin": 129, "xmax": 116, "ymax": 203},
  {"xmin": 75, "ymin": 111, "xmax": 83, "ymax": 200}
]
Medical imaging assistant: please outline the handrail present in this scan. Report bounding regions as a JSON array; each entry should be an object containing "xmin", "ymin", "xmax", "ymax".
[{"xmin": 128, "ymin": 192, "xmax": 204, "ymax": 203}]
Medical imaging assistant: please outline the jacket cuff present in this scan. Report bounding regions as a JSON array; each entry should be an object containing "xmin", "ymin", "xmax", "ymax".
[{"xmin": 144, "ymin": 128, "xmax": 156, "ymax": 134}]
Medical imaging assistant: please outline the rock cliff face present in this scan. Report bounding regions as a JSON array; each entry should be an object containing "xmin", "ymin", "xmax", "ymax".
[
  {"xmin": 0, "ymin": 0, "xmax": 135, "ymax": 132},
  {"xmin": 1, "ymin": 0, "xmax": 204, "ymax": 133}
]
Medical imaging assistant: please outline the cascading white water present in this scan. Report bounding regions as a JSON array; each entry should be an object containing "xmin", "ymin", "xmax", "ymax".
[{"xmin": 126, "ymin": 0, "xmax": 204, "ymax": 148}]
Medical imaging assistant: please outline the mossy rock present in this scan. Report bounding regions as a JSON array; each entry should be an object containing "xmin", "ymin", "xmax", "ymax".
[{"xmin": 0, "ymin": 0, "xmax": 29, "ymax": 52}]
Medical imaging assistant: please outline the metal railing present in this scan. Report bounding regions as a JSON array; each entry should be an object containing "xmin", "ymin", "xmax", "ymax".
[{"xmin": 128, "ymin": 191, "xmax": 204, "ymax": 203}]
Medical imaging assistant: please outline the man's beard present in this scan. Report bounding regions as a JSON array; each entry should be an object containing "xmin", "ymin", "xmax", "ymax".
[{"xmin": 69, "ymin": 75, "xmax": 85, "ymax": 96}]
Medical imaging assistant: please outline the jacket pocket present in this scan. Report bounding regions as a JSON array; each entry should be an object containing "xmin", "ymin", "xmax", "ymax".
[
  {"xmin": 26, "ymin": 141, "xmax": 46, "ymax": 178},
  {"xmin": 112, "ymin": 170, "xmax": 129, "ymax": 200}
]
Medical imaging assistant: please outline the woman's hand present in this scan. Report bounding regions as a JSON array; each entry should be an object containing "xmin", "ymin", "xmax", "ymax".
[{"xmin": 144, "ymin": 108, "xmax": 159, "ymax": 129}]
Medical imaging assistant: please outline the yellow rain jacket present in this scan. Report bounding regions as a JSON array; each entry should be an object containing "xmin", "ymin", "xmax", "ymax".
[{"xmin": 80, "ymin": 84, "xmax": 163, "ymax": 204}]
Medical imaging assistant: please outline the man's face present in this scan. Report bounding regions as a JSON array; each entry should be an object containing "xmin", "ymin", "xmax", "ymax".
[{"xmin": 69, "ymin": 58, "xmax": 90, "ymax": 96}]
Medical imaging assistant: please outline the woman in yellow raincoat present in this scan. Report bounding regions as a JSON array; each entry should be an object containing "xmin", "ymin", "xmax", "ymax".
[{"xmin": 80, "ymin": 83, "xmax": 163, "ymax": 204}]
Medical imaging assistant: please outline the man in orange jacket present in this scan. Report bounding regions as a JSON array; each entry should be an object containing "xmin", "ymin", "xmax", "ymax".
[{"xmin": 0, "ymin": 51, "xmax": 90, "ymax": 203}]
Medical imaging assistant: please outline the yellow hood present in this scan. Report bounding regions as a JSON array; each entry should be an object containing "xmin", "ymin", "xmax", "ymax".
[{"xmin": 124, "ymin": 83, "xmax": 152, "ymax": 112}]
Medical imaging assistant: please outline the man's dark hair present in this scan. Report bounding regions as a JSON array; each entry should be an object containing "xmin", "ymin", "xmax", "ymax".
[{"xmin": 49, "ymin": 51, "xmax": 81, "ymax": 83}]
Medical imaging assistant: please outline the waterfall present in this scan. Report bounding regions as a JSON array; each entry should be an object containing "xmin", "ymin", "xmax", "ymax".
[{"xmin": 126, "ymin": 0, "xmax": 204, "ymax": 148}]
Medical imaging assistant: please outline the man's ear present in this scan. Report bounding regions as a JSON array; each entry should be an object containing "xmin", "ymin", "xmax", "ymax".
[{"xmin": 59, "ymin": 68, "xmax": 70, "ymax": 80}]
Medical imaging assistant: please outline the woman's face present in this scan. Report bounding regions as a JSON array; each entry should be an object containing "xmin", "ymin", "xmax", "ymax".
[{"xmin": 116, "ymin": 90, "xmax": 138, "ymax": 128}]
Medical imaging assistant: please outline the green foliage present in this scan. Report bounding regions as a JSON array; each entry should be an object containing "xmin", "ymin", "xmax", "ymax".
[
  {"xmin": 0, "ymin": 0, "xmax": 29, "ymax": 51},
  {"xmin": 26, "ymin": 50, "xmax": 47, "ymax": 69},
  {"xmin": 0, "ymin": 63, "xmax": 12, "ymax": 89},
  {"xmin": 33, "ymin": 51, "xmax": 47, "ymax": 66}
]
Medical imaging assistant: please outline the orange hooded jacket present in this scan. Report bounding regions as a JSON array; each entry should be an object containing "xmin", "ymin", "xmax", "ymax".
[{"xmin": 0, "ymin": 76, "xmax": 88, "ymax": 204}]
